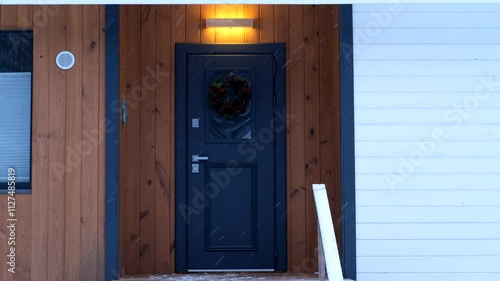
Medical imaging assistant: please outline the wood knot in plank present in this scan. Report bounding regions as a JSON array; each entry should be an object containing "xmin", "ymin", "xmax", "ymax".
[
  {"xmin": 130, "ymin": 234, "xmax": 139, "ymax": 242},
  {"xmin": 140, "ymin": 210, "xmax": 149, "ymax": 219},
  {"xmin": 170, "ymin": 241, "xmax": 175, "ymax": 253},
  {"xmin": 139, "ymin": 244, "xmax": 150, "ymax": 256},
  {"xmin": 156, "ymin": 161, "xmax": 171, "ymax": 199}
]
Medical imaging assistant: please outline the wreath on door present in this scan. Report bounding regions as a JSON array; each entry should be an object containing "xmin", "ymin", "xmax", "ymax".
[{"xmin": 208, "ymin": 72, "xmax": 252, "ymax": 120}]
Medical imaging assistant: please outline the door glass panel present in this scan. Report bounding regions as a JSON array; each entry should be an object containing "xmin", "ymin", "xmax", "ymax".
[{"xmin": 206, "ymin": 69, "xmax": 254, "ymax": 141}]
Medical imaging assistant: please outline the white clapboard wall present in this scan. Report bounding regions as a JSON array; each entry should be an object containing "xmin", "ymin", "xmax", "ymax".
[{"xmin": 353, "ymin": 3, "xmax": 500, "ymax": 281}]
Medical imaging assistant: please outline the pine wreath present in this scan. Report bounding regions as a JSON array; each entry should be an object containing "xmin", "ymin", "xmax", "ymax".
[{"xmin": 208, "ymin": 72, "xmax": 252, "ymax": 120}]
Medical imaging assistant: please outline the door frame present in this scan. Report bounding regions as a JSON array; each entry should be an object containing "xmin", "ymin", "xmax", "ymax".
[{"xmin": 174, "ymin": 43, "xmax": 287, "ymax": 273}]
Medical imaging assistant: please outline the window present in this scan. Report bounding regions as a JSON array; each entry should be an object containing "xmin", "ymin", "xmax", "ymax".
[{"xmin": 0, "ymin": 31, "xmax": 33, "ymax": 193}]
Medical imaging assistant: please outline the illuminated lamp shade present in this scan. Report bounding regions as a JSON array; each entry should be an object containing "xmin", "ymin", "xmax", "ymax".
[{"xmin": 205, "ymin": 18, "xmax": 254, "ymax": 28}]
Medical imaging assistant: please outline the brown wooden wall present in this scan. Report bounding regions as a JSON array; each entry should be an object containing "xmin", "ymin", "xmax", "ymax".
[
  {"xmin": 119, "ymin": 4, "xmax": 341, "ymax": 275},
  {"xmin": 0, "ymin": 6, "xmax": 106, "ymax": 281}
]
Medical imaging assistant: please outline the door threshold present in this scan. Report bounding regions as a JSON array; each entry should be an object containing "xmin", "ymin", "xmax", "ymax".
[{"xmin": 188, "ymin": 269, "xmax": 275, "ymax": 272}]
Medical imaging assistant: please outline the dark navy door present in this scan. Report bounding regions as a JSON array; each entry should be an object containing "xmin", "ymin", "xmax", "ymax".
[
  {"xmin": 187, "ymin": 54, "xmax": 275, "ymax": 271},
  {"xmin": 176, "ymin": 44, "xmax": 287, "ymax": 273}
]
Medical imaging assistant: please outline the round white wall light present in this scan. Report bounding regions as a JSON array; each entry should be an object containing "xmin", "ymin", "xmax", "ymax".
[{"xmin": 56, "ymin": 51, "xmax": 75, "ymax": 70}]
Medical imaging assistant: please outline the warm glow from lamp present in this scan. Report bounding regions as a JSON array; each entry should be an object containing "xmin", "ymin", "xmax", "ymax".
[{"xmin": 202, "ymin": 5, "xmax": 257, "ymax": 44}]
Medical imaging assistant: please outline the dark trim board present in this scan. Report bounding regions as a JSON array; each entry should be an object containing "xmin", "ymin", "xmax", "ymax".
[
  {"xmin": 339, "ymin": 5, "xmax": 356, "ymax": 281},
  {"xmin": 104, "ymin": 5, "xmax": 120, "ymax": 281},
  {"xmin": 175, "ymin": 43, "xmax": 287, "ymax": 273}
]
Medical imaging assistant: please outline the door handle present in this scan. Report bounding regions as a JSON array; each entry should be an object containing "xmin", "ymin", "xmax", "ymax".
[{"xmin": 192, "ymin": 155, "xmax": 209, "ymax": 162}]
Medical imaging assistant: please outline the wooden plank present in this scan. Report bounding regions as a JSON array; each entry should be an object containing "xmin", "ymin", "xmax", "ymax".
[
  {"xmin": 80, "ymin": 5, "xmax": 101, "ymax": 281},
  {"xmin": 13, "ymin": 196, "xmax": 32, "ymax": 281},
  {"xmin": 0, "ymin": 6, "xmax": 17, "ymax": 28},
  {"xmin": 1, "ymin": 196, "xmax": 10, "ymax": 279},
  {"xmin": 304, "ymin": 4, "xmax": 320, "ymax": 273},
  {"xmin": 200, "ymin": 5, "xmax": 215, "ymax": 43},
  {"xmin": 274, "ymin": 5, "xmax": 289, "ymax": 43},
  {"xmin": 98, "ymin": 5, "xmax": 106, "ymax": 281},
  {"xmin": 244, "ymin": 5, "xmax": 259, "ymax": 43},
  {"xmin": 30, "ymin": 5, "xmax": 51, "ymax": 281},
  {"xmin": 47, "ymin": 6, "xmax": 67, "ymax": 281},
  {"xmin": 215, "ymin": 5, "xmax": 230, "ymax": 43},
  {"xmin": 288, "ymin": 5, "xmax": 306, "ymax": 273},
  {"xmin": 0, "ymin": 196, "xmax": 13, "ymax": 281},
  {"xmin": 319, "ymin": 5, "xmax": 342, "ymax": 257},
  {"xmin": 119, "ymin": 5, "xmax": 128, "ymax": 275},
  {"xmin": 170, "ymin": 4, "xmax": 185, "ymax": 272},
  {"xmin": 121, "ymin": 5, "xmax": 141, "ymax": 275},
  {"xmin": 17, "ymin": 5, "xmax": 33, "ymax": 28},
  {"xmin": 330, "ymin": 6, "xmax": 342, "ymax": 257},
  {"xmin": 139, "ymin": 4, "xmax": 157, "ymax": 274},
  {"xmin": 154, "ymin": 5, "xmax": 171, "ymax": 273},
  {"xmin": 63, "ymin": 5, "xmax": 83, "ymax": 281},
  {"xmin": 214, "ymin": 5, "xmax": 245, "ymax": 43},
  {"xmin": 231, "ymin": 5, "xmax": 245, "ymax": 43},
  {"xmin": 185, "ymin": 5, "xmax": 200, "ymax": 43},
  {"xmin": 259, "ymin": 5, "xmax": 274, "ymax": 43}
]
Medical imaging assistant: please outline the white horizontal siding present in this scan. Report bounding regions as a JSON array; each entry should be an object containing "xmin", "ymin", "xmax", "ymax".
[
  {"xmin": 356, "ymin": 190, "xmax": 500, "ymax": 206},
  {"xmin": 356, "ymin": 125, "xmax": 500, "ymax": 140},
  {"xmin": 357, "ymin": 240, "xmax": 500, "ymax": 256},
  {"xmin": 355, "ymin": 60, "xmax": 500, "ymax": 76},
  {"xmin": 357, "ymin": 273, "xmax": 500, "ymax": 281},
  {"xmin": 356, "ymin": 158, "xmax": 500, "ymax": 174},
  {"xmin": 355, "ymin": 93, "xmax": 500, "ymax": 109},
  {"xmin": 357, "ymin": 224, "xmax": 500, "ymax": 240},
  {"xmin": 353, "ymin": 4, "xmax": 500, "ymax": 12},
  {"xmin": 355, "ymin": 28, "xmax": 500, "ymax": 44},
  {"xmin": 354, "ymin": 12, "xmax": 500, "ymax": 28},
  {"xmin": 356, "ymin": 173, "xmax": 500, "ymax": 190},
  {"xmin": 358, "ymin": 257, "xmax": 500, "ymax": 272},
  {"xmin": 356, "ymin": 77, "xmax": 500, "ymax": 93},
  {"xmin": 356, "ymin": 109, "xmax": 500, "ymax": 124},
  {"xmin": 354, "ymin": 4, "xmax": 500, "ymax": 281},
  {"xmin": 355, "ymin": 44, "xmax": 500, "ymax": 60},
  {"xmin": 356, "ymin": 141, "xmax": 500, "ymax": 157},
  {"xmin": 357, "ymin": 206, "xmax": 500, "ymax": 223}
]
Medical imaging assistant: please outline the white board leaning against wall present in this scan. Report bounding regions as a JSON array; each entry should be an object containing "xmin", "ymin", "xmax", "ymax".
[{"xmin": 353, "ymin": 3, "xmax": 500, "ymax": 281}]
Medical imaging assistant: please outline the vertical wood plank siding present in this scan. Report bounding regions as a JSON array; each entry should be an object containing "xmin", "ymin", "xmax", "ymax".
[
  {"xmin": 119, "ymin": 4, "xmax": 342, "ymax": 274},
  {"xmin": 0, "ymin": 5, "xmax": 106, "ymax": 281}
]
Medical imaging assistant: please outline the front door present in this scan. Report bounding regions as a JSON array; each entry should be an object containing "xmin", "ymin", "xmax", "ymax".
[{"xmin": 175, "ymin": 44, "xmax": 286, "ymax": 272}]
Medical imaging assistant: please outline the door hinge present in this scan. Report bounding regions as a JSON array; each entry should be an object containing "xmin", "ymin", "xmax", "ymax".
[{"xmin": 272, "ymin": 57, "xmax": 276, "ymax": 76}]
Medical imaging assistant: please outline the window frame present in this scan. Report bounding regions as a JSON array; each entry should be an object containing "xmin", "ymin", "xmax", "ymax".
[{"xmin": 0, "ymin": 30, "xmax": 33, "ymax": 194}]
